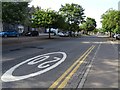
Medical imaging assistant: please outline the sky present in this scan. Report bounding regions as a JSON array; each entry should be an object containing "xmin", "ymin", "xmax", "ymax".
[{"xmin": 29, "ymin": 0, "xmax": 120, "ymax": 28}]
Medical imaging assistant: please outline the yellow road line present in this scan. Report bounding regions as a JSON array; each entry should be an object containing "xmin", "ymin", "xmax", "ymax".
[
  {"xmin": 48, "ymin": 45, "xmax": 95, "ymax": 89},
  {"xmin": 57, "ymin": 46, "xmax": 95, "ymax": 89}
]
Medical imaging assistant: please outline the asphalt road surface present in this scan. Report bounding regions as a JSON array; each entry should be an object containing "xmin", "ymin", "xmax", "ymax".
[{"xmin": 1, "ymin": 35, "xmax": 119, "ymax": 89}]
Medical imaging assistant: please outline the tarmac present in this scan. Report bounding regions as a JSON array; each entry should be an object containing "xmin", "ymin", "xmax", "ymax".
[{"xmin": 1, "ymin": 34, "xmax": 119, "ymax": 89}]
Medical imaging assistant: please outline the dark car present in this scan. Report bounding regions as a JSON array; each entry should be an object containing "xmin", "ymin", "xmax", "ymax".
[
  {"xmin": 25, "ymin": 31, "xmax": 39, "ymax": 36},
  {"xmin": 0, "ymin": 30, "xmax": 20, "ymax": 37}
]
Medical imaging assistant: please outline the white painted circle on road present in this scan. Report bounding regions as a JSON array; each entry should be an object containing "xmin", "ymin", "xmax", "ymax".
[{"xmin": 1, "ymin": 52, "xmax": 67, "ymax": 82}]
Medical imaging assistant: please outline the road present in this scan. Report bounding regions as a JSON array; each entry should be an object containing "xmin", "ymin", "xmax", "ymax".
[{"xmin": 1, "ymin": 35, "xmax": 119, "ymax": 89}]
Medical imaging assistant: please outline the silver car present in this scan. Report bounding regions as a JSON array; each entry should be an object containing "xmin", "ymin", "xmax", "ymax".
[
  {"xmin": 113, "ymin": 34, "xmax": 120, "ymax": 40},
  {"xmin": 57, "ymin": 32, "xmax": 69, "ymax": 37}
]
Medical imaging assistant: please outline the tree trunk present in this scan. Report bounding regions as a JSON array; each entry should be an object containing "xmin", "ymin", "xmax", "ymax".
[
  {"xmin": 110, "ymin": 31, "xmax": 112, "ymax": 37},
  {"xmin": 28, "ymin": 26, "xmax": 30, "ymax": 31},
  {"xmin": 49, "ymin": 28, "xmax": 51, "ymax": 39}
]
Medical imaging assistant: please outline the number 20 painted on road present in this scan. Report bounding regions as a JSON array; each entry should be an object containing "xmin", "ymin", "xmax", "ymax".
[{"xmin": 1, "ymin": 52, "xmax": 67, "ymax": 82}]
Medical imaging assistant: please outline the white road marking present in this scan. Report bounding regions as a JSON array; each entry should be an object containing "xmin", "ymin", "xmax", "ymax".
[
  {"xmin": 1, "ymin": 52, "xmax": 67, "ymax": 82},
  {"xmin": 78, "ymin": 42, "xmax": 102, "ymax": 88},
  {"xmin": 38, "ymin": 57, "xmax": 61, "ymax": 69},
  {"xmin": 27, "ymin": 56, "xmax": 50, "ymax": 65}
]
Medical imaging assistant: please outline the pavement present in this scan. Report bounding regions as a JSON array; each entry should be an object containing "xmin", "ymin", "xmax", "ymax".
[
  {"xmin": 82, "ymin": 40, "xmax": 118, "ymax": 88},
  {"xmin": 1, "ymin": 35, "xmax": 119, "ymax": 89},
  {"xmin": 2, "ymin": 34, "xmax": 56, "ymax": 46}
]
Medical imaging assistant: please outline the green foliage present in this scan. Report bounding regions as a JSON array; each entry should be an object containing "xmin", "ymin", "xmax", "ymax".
[
  {"xmin": 80, "ymin": 17, "xmax": 97, "ymax": 33},
  {"xmin": 32, "ymin": 8, "xmax": 65, "ymax": 38},
  {"xmin": 93, "ymin": 28, "xmax": 99, "ymax": 34},
  {"xmin": 85, "ymin": 17, "xmax": 97, "ymax": 31},
  {"xmin": 59, "ymin": 3, "xmax": 85, "ymax": 31},
  {"xmin": 24, "ymin": 6, "xmax": 36, "ymax": 27},
  {"xmin": 32, "ymin": 9, "xmax": 58, "ymax": 28},
  {"xmin": 2, "ymin": 2, "xmax": 29, "ymax": 24},
  {"xmin": 101, "ymin": 9, "xmax": 120, "ymax": 35},
  {"xmin": 98, "ymin": 28, "xmax": 106, "ymax": 33},
  {"xmin": 79, "ymin": 22, "xmax": 87, "ymax": 31},
  {"xmin": 32, "ymin": 8, "xmax": 67, "ymax": 29},
  {"xmin": 32, "ymin": 3, "xmax": 85, "ymax": 36},
  {"xmin": 52, "ymin": 12, "xmax": 66, "ymax": 29}
]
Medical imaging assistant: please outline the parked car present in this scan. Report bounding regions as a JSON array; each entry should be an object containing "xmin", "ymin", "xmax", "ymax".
[
  {"xmin": 25, "ymin": 31, "xmax": 39, "ymax": 36},
  {"xmin": 113, "ymin": 34, "xmax": 120, "ymax": 40},
  {"xmin": 57, "ymin": 32, "xmax": 69, "ymax": 37},
  {"xmin": 0, "ymin": 30, "xmax": 20, "ymax": 37}
]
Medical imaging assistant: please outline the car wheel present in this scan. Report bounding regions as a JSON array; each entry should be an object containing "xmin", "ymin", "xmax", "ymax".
[
  {"xmin": 4, "ymin": 35, "xmax": 7, "ymax": 37},
  {"xmin": 16, "ymin": 34, "xmax": 19, "ymax": 37}
]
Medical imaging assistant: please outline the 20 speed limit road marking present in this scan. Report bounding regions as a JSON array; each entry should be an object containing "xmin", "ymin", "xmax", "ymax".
[
  {"xmin": 1, "ymin": 52, "xmax": 67, "ymax": 82},
  {"xmin": 49, "ymin": 45, "xmax": 95, "ymax": 89}
]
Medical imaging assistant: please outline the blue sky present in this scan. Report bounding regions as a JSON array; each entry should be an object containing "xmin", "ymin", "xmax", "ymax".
[{"xmin": 29, "ymin": 0, "xmax": 120, "ymax": 28}]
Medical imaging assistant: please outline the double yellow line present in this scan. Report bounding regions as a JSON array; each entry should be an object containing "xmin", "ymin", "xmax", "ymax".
[{"xmin": 48, "ymin": 45, "xmax": 95, "ymax": 90}]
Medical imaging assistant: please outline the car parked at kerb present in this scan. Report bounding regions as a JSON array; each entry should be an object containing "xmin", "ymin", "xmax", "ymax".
[
  {"xmin": 113, "ymin": 34, "xmax": 120, "ymax": 40},
  {"xmin": 57, "ymin": 32, "xmax": 69, "ymax": 37},
  {"xmin": 0, "ymin": 30, "xmax": 20, "ymax": 37},
  {"xmin": 25, "ymin": 31, "xmax": 39, "ymax": 36}
]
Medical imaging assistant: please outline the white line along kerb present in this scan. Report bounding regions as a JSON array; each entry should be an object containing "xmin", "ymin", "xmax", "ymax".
[{"xmin": 1, "ymin": 52, "xmax": 67, "ymax": 82}]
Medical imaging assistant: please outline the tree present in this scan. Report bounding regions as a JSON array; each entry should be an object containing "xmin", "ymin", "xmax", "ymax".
[
  {"xmin": 85, "ymin": 17, "xmax": 97, "ymax": 31},
  {"xmin": 93, "ymin": 28, "xmax": 99, "ymax": 34},
  {"xmin": 80, "ymin": 17, "xmax": 97, "ymax": 34},
  {"xmin": 32, "ymin": 8, "xmax": 59, "ymax": 38},
  {"xmin": 23, "ymin": 5, "xmax": 36, "ymax": 31},
  {"xmin": 51, "ymin": 12, "xmax": 66, "ymax": 30},
  {"xmin": 59, "ymin": 3, "xmax": 85, "ymax": 34},
  {"xmin": 2, "ymin": 2, "xmax": 29, "ymax": 24},
  {"xmin": 79, "ymin": 22, "xmax": 87, "ymax": 33},
  {"xmin": 101, "ymin": 9, "xmax": 120, "ymax": 37}
]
